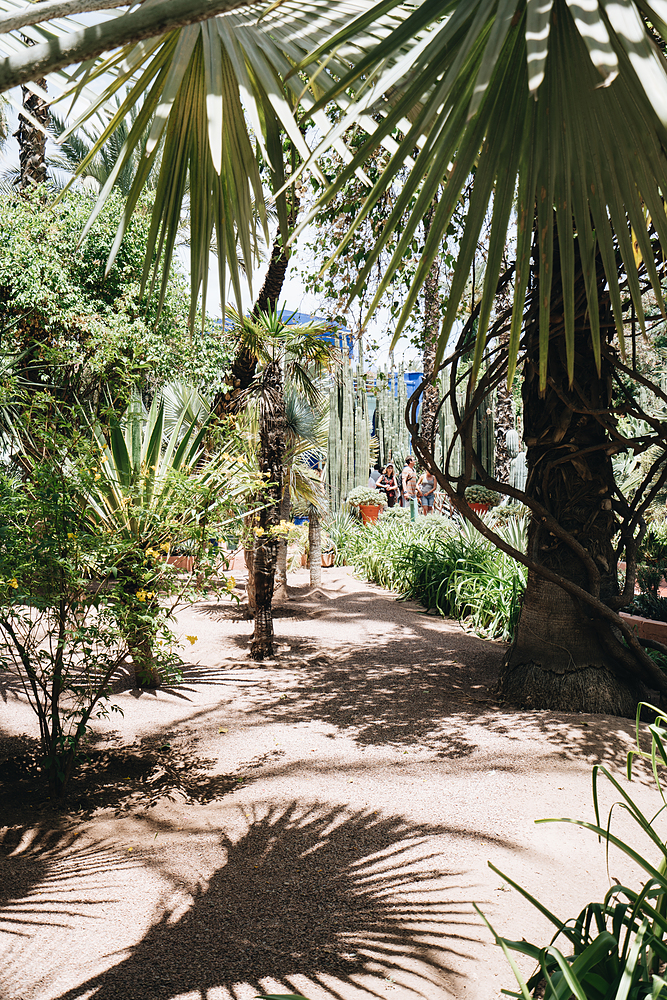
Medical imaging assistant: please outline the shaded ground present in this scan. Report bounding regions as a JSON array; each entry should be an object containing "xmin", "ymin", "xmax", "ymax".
[{"xmin": 0, "ymin": 566, "xmax": 662, "ymax": 1000}]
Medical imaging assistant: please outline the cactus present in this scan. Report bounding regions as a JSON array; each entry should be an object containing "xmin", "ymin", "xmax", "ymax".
[
  {"xmin": 510, "ymin": 451, "xmax": 528, "ymax": 492},
  {"xmin": 505, "ymin": 429, "xmax": 520, "ymax": 458}
]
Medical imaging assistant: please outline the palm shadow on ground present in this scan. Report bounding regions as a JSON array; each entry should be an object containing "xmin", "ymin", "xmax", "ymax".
[
  {"xmin": 192, "ymin": 588, "xmax": 646, "ymax": 772},
  {"xmin": 53, "ymin": 801, "xmax": 497, "ymax": 1000},
  {"xmin": 0, "ymin": 823, "xmax": 136, "ymax": 948}
]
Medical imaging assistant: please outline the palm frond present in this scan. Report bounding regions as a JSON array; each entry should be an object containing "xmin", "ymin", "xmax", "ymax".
[{"xmin": 298, "ymin": 0, "xmax": 667, "ymax": 387}]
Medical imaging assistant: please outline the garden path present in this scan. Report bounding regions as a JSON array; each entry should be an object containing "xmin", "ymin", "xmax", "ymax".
[{"xmin": 0, "ymin": 566, "xmax": 662, "ymax": 1000}]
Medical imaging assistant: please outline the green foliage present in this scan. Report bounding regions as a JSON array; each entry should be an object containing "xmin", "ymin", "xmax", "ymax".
[
  {"xmin": 339, "ymin": 513, "xmax": 527, "ymax": 641},
  {"xmin": 324, "ymin": 510, "xmax": 359, "ymax": 566},
  {"xmin": 482, "ymin": 704, "xmax": 667, "ymax": 999},
  {"xmin": 628, "ymin": 593, "xmax": 667, "ymax": 624},
  {"xmin": 84, "ymin": 388, "xmax": 257, "ymax": 685},
  {"xmin": 0, "ymin": 447, "xmax": 140, "ymax": 803},
  {"xmin": 637, "ymin": 525, "xmax": 667, "ymax": 598},
  {"xmin": 0, "ymin": 189, "xmax": 233, "ymax": 404}
]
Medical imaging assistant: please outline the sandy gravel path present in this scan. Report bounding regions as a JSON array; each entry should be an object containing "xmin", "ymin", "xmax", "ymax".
[{"xmin": 0, "ymin": 566, "xmax": 663, "ymax": 1000}]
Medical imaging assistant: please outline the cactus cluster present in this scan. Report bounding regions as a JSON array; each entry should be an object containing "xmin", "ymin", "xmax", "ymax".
[
  {"xmin": 464, "ymin": 484, "xmax": 501, "ymax": 506},
  {"xmin": 346, "ymin": 486, "xmax": 388, "ymax": 510}
]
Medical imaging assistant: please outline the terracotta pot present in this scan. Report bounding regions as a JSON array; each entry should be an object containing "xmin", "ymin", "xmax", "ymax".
[
  {"xmin": 166, "ymin": 555, "xmax": 195, "ymax": 572},
  {"xmin": 468, "ymin": 502, "xmax": 490, "ymax": 515},
  {"xmin": 359, "ymin": 504, "xmax": 382, "ymax": 525},
  {"xmin": 620, "ymin": 612, "xmax": 667, "ymax": 644},
  {"xmin": 321, "ymin": 551, "xmax": 335, "ymax": 567}
]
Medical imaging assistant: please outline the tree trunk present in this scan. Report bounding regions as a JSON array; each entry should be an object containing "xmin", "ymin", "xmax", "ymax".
[
  {"xmin": 274, "ymin": 484, "xmax": 290, "ymax": 600},
  {"xmin": 16, "ymin": 39, "xmax": 48, "ymax": 193},
  {"xmin": 250, "ymin": 358, "xmax": 285, "ymax": 660},
  {"xmin": 498, "ymin": 249, "xmax": 648, "ymax": 715},
  {"xmin": 309, "ymin": 507, "xmax": 322, "ymax": 588},
  {"xmin": 419, "ymin": 200, "xmax": 440, "ymax": 451}
]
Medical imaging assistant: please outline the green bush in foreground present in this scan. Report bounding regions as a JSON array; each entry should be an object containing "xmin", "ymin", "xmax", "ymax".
[{"xmin": 341, "ymin": 512, "xmax": 527, "ymax": 641}]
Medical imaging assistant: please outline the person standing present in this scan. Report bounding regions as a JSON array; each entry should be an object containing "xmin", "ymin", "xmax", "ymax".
[
  {"xmin": 377, "ymin": 463, "xmax": 400, "ymax": 507},
  {"xmin": 401, "ymin": 456, "xmax": 417, "ymax": 508},
  {"xmin": 417, "ymin": 469, "xmax": 436, "ymax": 514}
]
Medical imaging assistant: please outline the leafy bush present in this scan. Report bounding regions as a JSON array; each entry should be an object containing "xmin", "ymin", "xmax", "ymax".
[
  {"xmin": 482, "ymin": 704, "xmax": 667, "ymax": 999},
  {"xmin": 339, "ymin": 512, "xmax": 527, "ymax": 641},
  {"xmin": 628, "ymin": 592, "xmax": 667, "ymax": 623},
  {"xmin": 0, "ymin": 459, "xmax": 148, "ymax": 804},
  {"xmin": 324, "ymin": 510, "xmax": 360, "ymax": 566}
]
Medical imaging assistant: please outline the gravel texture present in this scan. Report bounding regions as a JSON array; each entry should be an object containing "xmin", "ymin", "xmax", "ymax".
[{"xmin": 0, "ymin": 566, "xmax": 663, "ymax": 1000}]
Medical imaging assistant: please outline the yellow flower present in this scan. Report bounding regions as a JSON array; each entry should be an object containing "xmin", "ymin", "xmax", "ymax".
[
  {"xmin": 254, "ymin": 526, "xmax": 265, "ymax": 537},
  {"xmin": 67, "ymin": 532, "xmax": 75, "ymax": 539},
  {"xmin": 145, "ymin": 591, "xmax": 155, "ymax": 600},
  {"xmin": 9, "ymin": 579, "xmax": 18, "ymax": 589},
  {"xmin": 94, "ymin": 473, "xmax": 101, "ymax": 481},
  {"xmin": 136, "ymin": 590, "xmax": 146, "ymax": 602},
  {"xmin": 226, "ymin": 576, "xmax": 236, "ymax": 591},
  {"xmin": 185, "ymin": 635, "xmax": 198, "ymax": 645}
]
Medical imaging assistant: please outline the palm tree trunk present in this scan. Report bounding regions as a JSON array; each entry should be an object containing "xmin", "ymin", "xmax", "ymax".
[
  {"xmin": 250, "ymin": 358, "xmax": 285, "ymax": 660},
  {"xmin": 309, "ymin": 507, "xmax": 322, "ymax": 588},
  {"xmin": 215, "ymin": 212, "xmax": 297, "ymax": 417},
  {"xmin": 16, "ymin": 38, "xmax": 48, "ymax": 193},
  {"xmin": 498, "ymin": 247, "xmax": 647, "ymax": 715}
]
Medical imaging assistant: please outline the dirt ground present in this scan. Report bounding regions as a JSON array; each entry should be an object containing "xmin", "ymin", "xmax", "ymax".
[{"xmin": 0, "ymin": 565, "xmax": 665, "ymax": 1000}]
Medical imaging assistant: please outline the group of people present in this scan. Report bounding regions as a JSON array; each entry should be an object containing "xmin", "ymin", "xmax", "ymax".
[{"xmin": 373, "ymin": 455, "xmax": 437, "ymax": 515}]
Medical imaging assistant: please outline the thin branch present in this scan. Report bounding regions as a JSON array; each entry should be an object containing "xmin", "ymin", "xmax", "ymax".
[{"xmin": 0, "ymin": 0, "xmax": 264, "ymax": 91}]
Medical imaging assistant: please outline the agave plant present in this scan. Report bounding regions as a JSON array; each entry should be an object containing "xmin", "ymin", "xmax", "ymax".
[{"xmin": 85, "ymin": 387, "xmax": 253, "ymax": 686}]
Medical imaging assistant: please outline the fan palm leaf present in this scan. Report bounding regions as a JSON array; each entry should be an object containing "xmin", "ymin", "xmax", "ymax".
[
  {"xmin": 297, "ymin": 0, "xmax": 667, "ymax": 388},
  {"xmin": 0, "ymin": 2, "xmax": 413, "ymax": 325}
]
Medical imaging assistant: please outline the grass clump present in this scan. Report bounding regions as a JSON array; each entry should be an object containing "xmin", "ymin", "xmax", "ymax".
[{"xmin": 340, "ymin": 512, "xmax": 527, "ymax": 642}]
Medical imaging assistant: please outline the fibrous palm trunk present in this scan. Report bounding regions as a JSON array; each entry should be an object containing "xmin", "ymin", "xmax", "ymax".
[
  {"xmin": 250, "ymin": 358, "xmax": 286, "ymax": 660},
  {"xmin": 16, "ymin": 40, "xmax": 48, "ymax": 193},
  {"xmin": 499, "ymin": 253, "xmax": 646, "ymax": 715},
  {"xmin": 216, "ymin": 216, "xmax": 296, "ymax": 417}
]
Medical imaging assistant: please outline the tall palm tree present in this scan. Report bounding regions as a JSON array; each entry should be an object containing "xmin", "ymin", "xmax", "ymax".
[{"xmin": 300, "ymin": 0, "xmax": 667, "ymax": 715}]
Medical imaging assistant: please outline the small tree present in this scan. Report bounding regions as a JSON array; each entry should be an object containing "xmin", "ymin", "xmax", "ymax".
[{"xmin": 0, "ymin": 428, "xmax": 134, "ymax": 803}]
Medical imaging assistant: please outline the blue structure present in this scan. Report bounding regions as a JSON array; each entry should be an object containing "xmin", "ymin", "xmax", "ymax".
[{"xmin": 278, "ymin": 308, "xmax": 354, "ymax": 358}]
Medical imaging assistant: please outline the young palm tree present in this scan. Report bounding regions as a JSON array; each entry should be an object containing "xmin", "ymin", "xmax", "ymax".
[{"xmin": 229, "ymin": 307, "xmax": 336, "ymax": 659}]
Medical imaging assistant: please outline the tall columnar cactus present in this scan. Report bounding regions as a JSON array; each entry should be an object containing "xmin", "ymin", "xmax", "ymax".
[
  {"xmin": 510, "ymin": 451, "xmax": 528, "ymax": 492},
  {"xmin": 505, "ymin": 429, "xmax": 520, "ymax": 458}
]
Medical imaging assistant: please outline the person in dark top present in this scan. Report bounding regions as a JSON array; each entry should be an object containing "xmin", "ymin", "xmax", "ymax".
[{"xmin": 376, "ymin": 463, "xmax": 400, "ymax": 507}]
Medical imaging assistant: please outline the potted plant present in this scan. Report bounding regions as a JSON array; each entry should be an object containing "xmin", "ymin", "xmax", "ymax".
[
  {"xmin": 464, "ymin": 484, "xmax": 501, "ymax": 514},
  {"xmin": 346, "ymin": 486, "xmax": 387, "ymax": 524}
]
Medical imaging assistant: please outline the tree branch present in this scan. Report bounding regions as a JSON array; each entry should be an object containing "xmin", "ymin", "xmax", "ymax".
[
  {"xmin": 0, "ymin": 0, "xmax": 264, "ymax": 91},
  {"xmin": 0, "ymin": 0, "xmax": 129, "ymax": 36}
]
